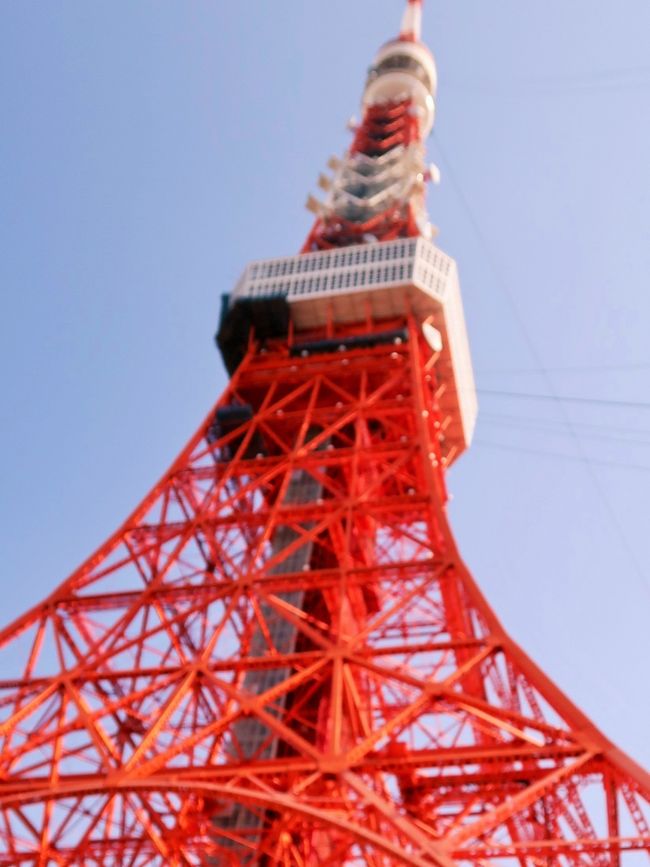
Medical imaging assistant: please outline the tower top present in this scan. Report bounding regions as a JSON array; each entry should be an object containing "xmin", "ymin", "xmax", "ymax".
[
  {"xmin": 219, "ymin": 0, "xmax": 476, "ymax": 451},
  {"xmin": 400, "ymin": 0, "xmax": 423, "ymax": 42},
  {"xmin": 364, "ymin": 0, "xmax": 437, "ymax": 137}
]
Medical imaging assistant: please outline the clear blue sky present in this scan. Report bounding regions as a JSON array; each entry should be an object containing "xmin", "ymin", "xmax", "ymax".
[{"xmin": 0, "ymin": 1, "xmax": 648, "ymax": 767}]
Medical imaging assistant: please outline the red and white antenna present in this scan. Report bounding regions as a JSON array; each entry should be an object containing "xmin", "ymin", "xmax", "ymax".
[
  {"xmin": 303, "ymin": 0, "xmax": 438, "ymax": 251},
  {"xmin": 400, "ymin": 0, "xmax": 423, "ymax": 41}
]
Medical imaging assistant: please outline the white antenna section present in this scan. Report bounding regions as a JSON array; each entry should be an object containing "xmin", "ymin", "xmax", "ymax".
[{"xmin": 400, "ymin": 0, "xmax": 423, "ymax": 41}]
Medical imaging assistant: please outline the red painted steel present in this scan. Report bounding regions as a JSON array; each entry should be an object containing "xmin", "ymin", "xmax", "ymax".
[
  {"xmin": 303, "ymin": 100, "xmax": 421, "ymax": 253},
  {"xmin": 0, "ymin": 1, "xmax": 648, "ymax": 863},
  {"xmin": 0, "ymin": 317, "xmax": 647, "ymax": 864}
]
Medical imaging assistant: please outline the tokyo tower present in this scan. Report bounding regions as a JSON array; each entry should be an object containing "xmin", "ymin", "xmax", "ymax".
[{"xmin": 0, "ymin": 1, "xmax": 648, "ymax": 864}]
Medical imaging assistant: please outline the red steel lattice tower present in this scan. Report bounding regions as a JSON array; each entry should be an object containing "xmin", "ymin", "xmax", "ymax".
[{"xmin": 1, "ymin": 2, "xmax": 648, "ymax": 865}]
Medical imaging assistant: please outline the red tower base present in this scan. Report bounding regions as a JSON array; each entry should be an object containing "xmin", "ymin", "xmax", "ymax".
[{"xmin": 0, "ymin": 313, "xmax": 647, "ymax": 865}]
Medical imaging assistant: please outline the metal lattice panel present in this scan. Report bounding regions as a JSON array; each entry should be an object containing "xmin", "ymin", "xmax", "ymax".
[{"xmin": 230, "ymin": 237, "xmax": 478, "ymax": 453}]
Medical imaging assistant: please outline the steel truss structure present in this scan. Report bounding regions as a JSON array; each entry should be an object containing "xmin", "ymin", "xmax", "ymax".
[
  {"xmin": 0, "ymin": 1, "xmax": 648, "ymax": 864},
  {"xmin": 0, "ymin": 318, "xmax": 648, "ymax": 864}
]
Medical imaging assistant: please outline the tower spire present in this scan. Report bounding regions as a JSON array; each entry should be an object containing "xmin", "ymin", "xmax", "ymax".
[
  {"xmin": 0, "ymin": 4, "xmax": 647, "ymax": 865},
  {"xmin": 303, "ymin": 0, "xmax": 437, "ymax": 251},
  {"xmin": 400, "ymin": 0, "xmax": 423, "ymax": 41}
]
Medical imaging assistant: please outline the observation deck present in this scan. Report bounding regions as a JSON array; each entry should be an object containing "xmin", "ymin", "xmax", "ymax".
[{"xmin": 219, "ymin": 237, "xmax": 477, "ymax": 459}]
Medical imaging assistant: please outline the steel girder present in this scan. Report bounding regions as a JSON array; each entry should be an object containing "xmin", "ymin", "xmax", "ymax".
[{"xmin": 0, "ymin": 316, "xmax": 648, "ymax": 865}]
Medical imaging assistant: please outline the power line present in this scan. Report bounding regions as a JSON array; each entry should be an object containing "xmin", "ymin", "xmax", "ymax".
[
  {"xmin": 434, "ymin": 132, "xmax": 650, "ymax": 598},
  {"xmin": 479, "ymin": 362, "xmax": 650, "ymax": 375},
  {"xmin": 481, "ymin": 411, "xmax": 650, "ymax": 438},
  {"xmin": 480, "ymin": 413, "xmax": 650, "ymax": 448},
  {"xmin": 478, "ymin": 388, "xmax": 650, "ymax": 411},
  {"xmin": 475, "ymin": 439, "xmax": 650, "ymax": 474}
]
